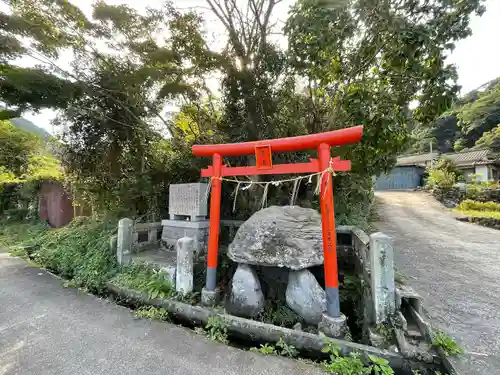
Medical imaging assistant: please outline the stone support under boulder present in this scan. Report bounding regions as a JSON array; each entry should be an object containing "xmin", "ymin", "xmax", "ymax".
[
  {"xmin": 285, "ymin": 269, "xmax": 326, "ymax": 325},
  {"xmin": 226, "ymin": 264, "xmax": 265, "ymax": 318}
]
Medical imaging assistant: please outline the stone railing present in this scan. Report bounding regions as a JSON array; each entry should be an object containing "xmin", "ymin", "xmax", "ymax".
[
  {"xmin": 336, "ymin": 225, "xmax": 426, "ymax": 356},
  {"xmin": 116, "ymin": 218, "xmax": 244, "ymax": 266},
  {"xmin": 116, "ymin": 218, "xmax": 162, "ymax": 265},
  {"xmin": 336, "ymin": 226, "xmax": 395, "ymax": 327}
]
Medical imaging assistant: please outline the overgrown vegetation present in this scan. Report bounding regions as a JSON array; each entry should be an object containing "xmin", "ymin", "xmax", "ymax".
[
  {"xmin": 30, "ymin": 220, "xmax": 116, "ymax": 293},
  {"xmin": 1, "ymin": 0, "xmax": 485, "ymax": 224},
  {"xmin": 110, "ymin": 263, "xmax": 199, "ymax": 304},
  {"xmin": 258, "ymin": 301, "xmax": 302, "ymax": 328},
  {"xmin": 112, "ymin": 264, "xmax": 174, "ymax": 299},
  {"xmin": 194, "ymin": 316, "xmax": 229, "ymax": 344},
  {"xmin": 465, "ymin": 180, "xmax": 500, "ymax": 202},
  {"xmin": 321, "ymin": 340, "xmax": 394, "ymax": 375},
  {"xmin": 456, "ymin": 199, "xmax": 500, "ymax": 216},
  {"xmin": 0, "ymin": 120, "xmax": 62, "ymax": 217},
  {"xmin": 408, "ymin": 77, "xmax": 500, "ymax": 154},
  {"xmin": 339, "ymin": 273, "xmax": 364, "ymax": 342},
  {"xmin": 0, "ymin": 219, "xmax": 48, "ymax": 253},
  {"xmin": 2, "ymin": 218, "xmax": 116, "ymax": 293},
  {"xmin": 425, "ymin": 158, "xmax": 461, "ymax": 191},
  {"xmin": 431, "ymin": 331, "xmax": 463, "ymax": 356}
]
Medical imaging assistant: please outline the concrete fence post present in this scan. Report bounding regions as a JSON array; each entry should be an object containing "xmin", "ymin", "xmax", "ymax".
[
  {"xmin": 117, "ymin": 218, "xmax": 134, "ymax": 266},
  {"xmin": 369, "ymin": 232, "xmax": 396, "ymax": 324},
  {"xmin": 176, "ymin": 237, "xmax": 194, "ymax": 294}
]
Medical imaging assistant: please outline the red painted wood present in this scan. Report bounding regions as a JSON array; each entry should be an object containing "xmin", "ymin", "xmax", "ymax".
[
  {"xmin": 318, "ymin": 143, "xmax": 339, "ymax": 289},
  {"xmin": 202, "ymin": 159, "xmax": 319, "ymax": 177},
  {"xmin": 192, "ymin": 125, "xmax": 363, "ymax": 157},
  {"xmin": 255, "ymin": 145, "xmax": 272, "ymax": 170},
  {"xmin": 201, "ymin": 157, "xmax": 351, "ymax": 177},
  {"xmin": 207, "ymin": 153, "xmax": 222, "ymax": 269}
]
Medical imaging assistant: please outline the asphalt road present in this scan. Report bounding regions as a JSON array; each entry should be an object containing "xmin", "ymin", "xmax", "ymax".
[
  {"xmin": 0, "ymin": 253, "xmax": 324, "ymax": 375},
  {"xmin": 375, "ymin": 191, "xmax": 500, "ymax": 375}
]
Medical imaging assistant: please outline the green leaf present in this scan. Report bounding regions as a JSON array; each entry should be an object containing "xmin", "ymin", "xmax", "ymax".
[{"xmin": 150, "ymin": 289, "xmax": 159, "ymax": 299}]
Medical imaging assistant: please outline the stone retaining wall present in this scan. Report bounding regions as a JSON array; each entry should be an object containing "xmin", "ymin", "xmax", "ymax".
[{"xmin": 456, "ymin": 215, "xmax": 500, "ymax": 230}]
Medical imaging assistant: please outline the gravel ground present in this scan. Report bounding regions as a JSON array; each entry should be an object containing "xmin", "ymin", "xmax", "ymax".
[{"xmin": 375, "ymin": 191, "xmax": 500, "ymax": 375}]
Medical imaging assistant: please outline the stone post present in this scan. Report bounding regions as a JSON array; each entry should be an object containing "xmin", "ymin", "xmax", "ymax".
[
  {"xmin": 369, "ymin": 232, "xmax": 396, "ymax": 324},
  {"xmin": 117, "ymin": 218, "xmax": 134, "ymax": 266},
  {"xmin": 176, "ymin": 237, "xmax": 194, "ymax": 294}
]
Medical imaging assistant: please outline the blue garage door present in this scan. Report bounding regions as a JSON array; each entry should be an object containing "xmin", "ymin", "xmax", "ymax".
[{"xmin": 374, "ymin": 166, "xmax": 423, "ymax": 190}]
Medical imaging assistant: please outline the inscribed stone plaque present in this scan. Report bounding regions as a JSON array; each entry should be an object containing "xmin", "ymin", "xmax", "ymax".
[{"xmin": 169, "ymin": 183, "xmax": 208, "ymax": 218}]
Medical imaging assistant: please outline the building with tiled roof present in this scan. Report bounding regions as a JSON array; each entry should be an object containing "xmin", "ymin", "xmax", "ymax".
[{"xmin": 375, "ymin": 149, "xmax": 499, "ymax": 190}]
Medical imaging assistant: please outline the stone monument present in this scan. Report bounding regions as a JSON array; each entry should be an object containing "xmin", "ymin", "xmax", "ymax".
[{"xmin": 161, "ymin": 183, "xmax": 210, "ymax": 256}]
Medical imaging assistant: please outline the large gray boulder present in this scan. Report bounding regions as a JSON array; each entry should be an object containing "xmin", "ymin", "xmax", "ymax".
[
  {"xmin": 286, "ymin": 269, "xmax": 326, "ymax": 325},
  {"xmin": 226, "ymin": 264, "xmax": 265, "ymax": 318},
  {"xmin": 228, "ymin": 206, "xmax": 323, "ymax": 270}
]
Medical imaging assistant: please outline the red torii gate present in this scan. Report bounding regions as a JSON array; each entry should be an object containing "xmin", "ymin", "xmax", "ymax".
[{"xmin": 192, "ymin": 125, "xmax": 363, "ymax": 319}]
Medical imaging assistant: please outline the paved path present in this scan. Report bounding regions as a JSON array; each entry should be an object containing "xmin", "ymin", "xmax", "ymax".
[
  {"xmin": 375, "ymin": 191, "xmax": 500, "ymax": 375},
  {"xmin": 0, "ymin": 254, "xmax": 323, "ymax": 375}
]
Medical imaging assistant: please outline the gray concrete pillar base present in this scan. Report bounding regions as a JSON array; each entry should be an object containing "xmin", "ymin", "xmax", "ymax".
[
  {"xmin": 201, "ymin": 287, "xmax": 221, "ymax": 307},
  {"xmin": 318, "ymin": 312, "xmax": 347, "ymax": 339}
]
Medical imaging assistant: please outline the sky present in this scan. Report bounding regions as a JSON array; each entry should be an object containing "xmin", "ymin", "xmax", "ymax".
[{"xmin": 16, "ymin": 0, "xmax": 500, "ymax": 133}]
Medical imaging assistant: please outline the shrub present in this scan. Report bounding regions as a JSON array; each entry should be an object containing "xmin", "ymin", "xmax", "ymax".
[
  {"xmin": 29, "ymin": 220, "xmax": 116, "ymax": 293},
  {"xmin": 457, "ymin": 199, "xmax": 500, "ymax": 212},
  {"xmin": 426, "ymin": 169, "xmax": 456, "ymax": 190},
  {"xmin": 426, "ymin": 157, "xmax": 460, "ymax": 191}
]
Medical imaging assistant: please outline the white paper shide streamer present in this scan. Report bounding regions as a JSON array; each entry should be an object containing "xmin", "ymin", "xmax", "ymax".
[{"xmin": 203, "ymin": 158, "xmax": 337, "ymax": 211}]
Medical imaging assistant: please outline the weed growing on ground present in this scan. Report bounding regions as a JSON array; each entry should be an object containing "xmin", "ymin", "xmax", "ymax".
[
  {"xmin": 258, "ymin": 301, "xmax": 301, "ymax": 327},
  {"xmin": 204, "ymin": 316, "xmax": 229, "ymax": 344},
  {"xmin": 135, "ymin": 306, "xmax": 170, "ymax": 321},
  {"xmin": 250, "ymin": 338, "xmax": 298, "ymax": 357},
  {"xmin": 431, "ymin": 331, "xmax": 463, "ymax": 356},
  {"xmin": 321, "ymin": 340, "xmax": 394, "ymax": 375},
  {"xmin": 111, "ymin": 263, "xmax": 200, "ymax": 304},
  {"xmin": 276, "ymin": 337, "xmax": 298, "ymax": 357},
  {"xmin": 250, "ymin": 343, "xmax": 277, "ymax": 355},
  {"xmin": 368, "ymin": 355, "xmax": 394, "ymax": 375}
]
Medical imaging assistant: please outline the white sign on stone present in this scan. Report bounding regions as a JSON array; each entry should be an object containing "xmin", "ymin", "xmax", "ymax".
[{"xmin": 169, "ymin": 183, "xmax": 208, "ymax": 220}]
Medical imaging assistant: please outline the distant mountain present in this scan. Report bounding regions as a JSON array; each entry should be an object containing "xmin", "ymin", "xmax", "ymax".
[{"xmin": 10, "ymin": 117, "xmax": 51, "ymax": 139}]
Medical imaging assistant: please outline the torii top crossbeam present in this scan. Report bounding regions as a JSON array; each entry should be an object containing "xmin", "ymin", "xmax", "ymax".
[
  {"xmin": 191, "ymin": 125, "xmax": 363, "ymax": 321},
  {"xmin": 192, "ymin": 125, "xmax": 363, "ymax": 157}
]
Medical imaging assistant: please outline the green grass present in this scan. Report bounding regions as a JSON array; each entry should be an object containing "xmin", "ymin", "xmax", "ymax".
[
  {"xmin": 0, "ymin": 220, "xmax": 49, "ymax": 253},
  {"xmin": 454, "ymin": 209, "xmax": 500, "ymax": 219}
]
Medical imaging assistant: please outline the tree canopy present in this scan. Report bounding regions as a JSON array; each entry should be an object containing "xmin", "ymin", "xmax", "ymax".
[
  {"xmin": 408, "ymin": 77, "xmax": 500, "ymax": 154},
  {"xmin": 0, "ymin": 0, "xmax": 487, "ymax": 223}
]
